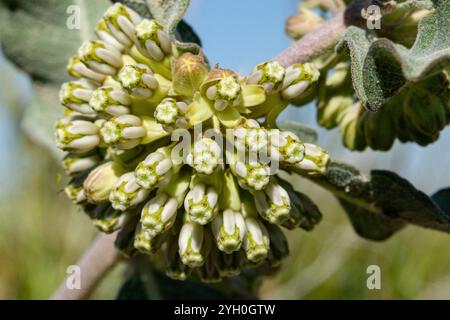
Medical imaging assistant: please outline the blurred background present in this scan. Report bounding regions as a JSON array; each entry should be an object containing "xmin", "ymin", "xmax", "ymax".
[{"xmin": 1, "ymin": 0, "xmax": 450, "ymax": 299}]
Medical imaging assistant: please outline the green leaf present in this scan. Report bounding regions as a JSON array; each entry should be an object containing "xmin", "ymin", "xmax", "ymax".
[
  {"xmin": 432, "ymin": 187, "xmax": 450, "ymax": 215},
  {"xmin": 113, "ymin": 0, "xmax": 201, "ymax": 53},
  {"xmin": 337, "ymin": 0, "xmax": 450, "ymax": 111},
  {"xmin": 290, "ymin": 160, "xmax": 450, "ymax": 240},
  {"xmin": 277, "ymin": 121, "xmax": 318, "ymax": 143},
  {"xmin": 0, "ymin": 0, "xmax": 110, "ymax": 83}
]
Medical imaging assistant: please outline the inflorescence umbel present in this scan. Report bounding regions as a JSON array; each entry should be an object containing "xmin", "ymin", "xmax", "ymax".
[{"xmin": 57, "ymin": 3, "xmax": 329, "ymax": 282}]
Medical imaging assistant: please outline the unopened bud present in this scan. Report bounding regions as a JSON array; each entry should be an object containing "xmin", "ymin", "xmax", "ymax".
[
  {"xmin": 134, "ymin": 19, "xmax": 172, "ymax": 61},
  {"xmin": 109, "ymin": 172, "xmax": 150, "ymax": 211},
  {"xmin": 211, "ymin": 209, "xmax": 246, "ymax": 253},
  {"xmin": 100, "ymin": 114, "xmax": 146, "ymax": 149},
  {"xmin": 184, "ymin": 183, "xmax": 219, "ymax": 225},
  {"xmin": 118, "ymin": 64, "xmax": 159, "ymax": 98}
]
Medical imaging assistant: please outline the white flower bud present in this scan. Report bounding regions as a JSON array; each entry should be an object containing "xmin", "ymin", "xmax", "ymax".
[
  {"xmin": 184, "ymin": 183, "xmax": 219, "ymax": 225},
  {"xmin": 135, "ymin": 151, "xmax": 173, "ymax": 189},
  {"xmin": 243, "ymin": 217, "xmax": 270, "ymax": 263},
  {"xmin": 270, "ymin": 130, "xmax": 305, "ymax": 164},
  {"xmin": 134, "ymin": 225, "xmax": 164, "ymax": 254},
  {"xmin": 95, "ymin": 18, "xmax": 126, "ymax": 52},
  {"xmin": 281, "ymin": 63, "xmax": 319, "ymax": 100},
  {"xmin": 211, "ymin": 209, "xmax": 246, "ymax": 253},
  {"xmin": 77, "ymin": 40, "xmax": 123, "ymax": 75},
  {"xmin": 55, "ymin": 117, "xmax": 99, "ymax": 153},
  {"xmin": 178, "ymin": 222, "xmax": 205, "ymax": 267},
  {"xmin": 109, "ymin": 172, "xmax": 150, "ymax": 211},
  {"xmin": 234, "ymin": 160, "xmax": 271, "ymax": 191},
  {"xmin": 103, "ymin": 3, "xmax": 141, "ymax": 47},
  {"xmin": 59, "ymin": 79, "xmax": 96, "ymax": 115},
  {"xmin": 64, "ymin": 183, "xmax": 86, "ymax": 204},
  {"xmin": 92, "ymin": 204, "xmax": 124, "ymax": 233},
  {"xmin": 233, "ymin": 120, "xmax": 269, "ymax": 153},
  {"xmin": 186, "ymin": 138, "xmax": 221, "ymax": 175},
  {"xmin": 62, "ymin": 153, "xmax": 101, "ymax": 175},
  {"xmin": 254, "ymin": 181, "xmax": 291, "ymax": 224},
  {"xmin": 134, "ymin": 19, "xmax": 172, "ymax": 61},
  {"xmin": 247, "ymin": 61, "xmax": 285, "ymax": 92},
  {"xmin": 295, "ymin": 143, "xmax": 329, "ymax": 175},
  {"xmin": 67, "ymin": 55, "xmax": 106, "ymax": 83},
  {"xmin": 89, "ymin": 85, "xmax": 131, "ymax": 116},
  {"xmin": 140, "ymin": 193, "xmax": 178, "ymax": 238},
  {"xmin": 154, "ymin": 98, "xmax": 188, "ymax": 130},
  {"xmin": 206, "ymin": 75, "xmax": 241, "ymax": 111},
  {"xmin": 99, "ymin": 114, "xmax": 146, "ymax": 150},
  {"xmin": 118, "ymin": 64, "xmax": 159, "ymax": 98}
]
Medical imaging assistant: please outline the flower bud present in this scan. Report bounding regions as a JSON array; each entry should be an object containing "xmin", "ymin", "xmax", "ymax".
[
  {"xmin": 83, "ymin": 161, "xmax": 125, "ymax": 203},
  {"xmin": 270, "ymin": 130, "xmax": 305, "ymax": 164},
  {"xmin": 118, "ymin": 64, "xmax": 159, "ymax": 98},
  {"xmin": 134, "ymin": 225, "xmax": 167, "ymax": 254},
  {"xmin": 203, "ymin": 68, "xmax": 242, "ymax": 111},
  {"xmin": 218, "ymin": 250, "xmax": 245, "ymax": 277},
  {"xmin": 140, "ymin": 192, "xmax": 178, "ymax": 237},
  {"xmin": 247, "ymin": 61, "xmax": 285, "ymax": 92},
  {"xmin": 62, "ymin": 153, "xmax": 101, "ymax": 175},
  {"xmin": 103, "ymin": 3, "xmax": 141, "ymax": 47},
  {"xmin": 211, "ymin": 209, "xmax": 246, "ymax": 253},
  {"xmin": 77, "ymin": 40, "xmax": 123, "ymax": 75},
  {"xmin": 266, "ymin": 224, "xmax": 289, "ymax": 267},
  {"xmin": 65, "ymin": 182, "xmax": 87, "ymax": 204},
  {"xmin": 186, "ymin": 138, "xmax": 222, "ymax": 175},
  {"xmin": 178, "ymin": 222, "xmax": 205, "ymax": 267},
  {"xmin": 135, "ymin": 150, "xmax": 173, "ymax": 189},
  {"xmin": 243, "ymin": 217, "xmax": 270, "ymax": 263},
  {"xmin": 234, "ymin": 160, "xmax": 271, "ymax": 191},
  {"xmin": 254, "ymin": 181, "xmax": 291, "ymax": 224},
  {"xmin": 281, "ymin": 63, "xmax": 319, "ymax": 101},
  {"xmin": 295, "ymin": 143, "xmax": 329, "ymax": 175},
  {"xmin": 55, "ymin": 117, "xmax": 99, "ymax": 153},
  {"xmin": 95, "ymin": 18, "xmax": 125, "ymax": 52},
  {"xmin": 233, "ymin": 119, "xmax": 269, "ymax": 153},
  {"xmin": 109, "ymin": 172, "xmax": 150, "ymax": 211},
  {"xmin": 286, "ymin": 6, "xmax": 324, "ymax": 40},
  {"xmin": 67, "ymin": 55, "xmax": 107, "ymax": 83},
  {"xmin": 89, "ymin": 85, "xmax": 131, "ymax": 116},
  {"xmin": 92, "ymin": 204, "xmax": 124, "ymax": 233},
  {"xmin": 184, "ymin": 183, "xmax": 219, "ymax": 225},
  {"xmin": 165, "ymin": 236, "xmax": 191, "ymax": 281},
  {"xmin": 198, "ymin": 248, "xmax": 222, "ymax": 283},
  {"xmin": 134, "ymin": 19, "xmax": 172, "ymax": 61},
  {"xmin": 154, "ymin": 98, "xmax": 188, "ymax": 130},
  {"xmin": 100, "ymin": 114, "xmax": 146, "ymax": 149},
  {"xmin": 59, "ymin": 79, "xmax": 96, "ymax": 115},
  {"xmin": 172, "ymin": 53, "xmax": 209, "ymax": 97}
]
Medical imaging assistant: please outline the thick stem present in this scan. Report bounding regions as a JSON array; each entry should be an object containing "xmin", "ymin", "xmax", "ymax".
[{"xmin": 50, "ymin": 231, "xmax": 122, "ymax": 300}]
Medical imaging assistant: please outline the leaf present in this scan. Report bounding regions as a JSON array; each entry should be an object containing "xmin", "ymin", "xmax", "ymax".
[
  {"xmin": 290, "ymin": 160, "xmax": 450, "ymax": 240},
  {"xmin": 113, "ymin": 0, "xmax": 201, "ymax": 53},
  {"xmin": 432, "ymin": 187, "xmax": 450, "ymax": 215},
  {"xmin": 277, "ymin": 121, "xmax": 318, "ymax": 143},
  {"xmin": 337, "ymin": 0, "xmax": 450, "ymax": 111},
  {"xmin": 0, "ymin": 0, "xmax": 110, "ymax": 83}
]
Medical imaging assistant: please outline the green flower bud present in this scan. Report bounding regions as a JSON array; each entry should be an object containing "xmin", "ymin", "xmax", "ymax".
[
  {"xmin": 286, "ymin": 5, "xmax": 324, "ymax": 40},
  {"xmin": 118, "ymin": 64, "xmax": 159, "ymax": 98},
  {"xmin": 62, "ymin": 153, "xmax": 101, "ymax": 175},
  {"xmin": 55, "ymin": 117, "xmax": 100, "ymax": 153},
  {"xmin": 134, "ymin": 19, "xmax": 172, "ymax": 61},
  {"xmin": 89, "ymin": 85, "xmax": 131, "ymax": 116},
  {"xmin": 100, "ymin": 114, "xmax": 147, "ymax": 149},
  {"xmin": 178, "ymin": 222, "xmax": 205, "ymax": 267},
  {"xmin": 295, "ymin": 143, "xmax": 329, "ymax": 175},
  {"xmin": 254, "ymin": 181, "xmax": 291, "ymax": 224},
  {"xmin": 270, "ymin": 130, "xmax": 305, "ymax": 164},
  {"xmin": 135, "ymin": 150, "xmax": 173, "ymax": 189},
  {"xmin": 134, "ymin": 224, "xmax": 167, "ymax": 254},
  {"xmin": 233, "ymin": 119, "xmax": 269, "ymax": 153},
  {"xmin": 77, "ymin": 40, "xmax": 123, "ymax": 75},
  {"xmin": 140, "ymin": 192, "xmax": 178, "ymax": 237},
  {"xmin": 59, "ymin": 79, "xmax": 96, "ymax": 115},
  {"xmin": 211, "ymin": 209, "xmax": 246, "ymax": 253},
  {"xmin": 65, "ymin": 182, "xmax": 86, "ymax": 204},
  {"xmin": 337, "ymin": 102, "xmax": 366, "ymax": 150},
  {"xmin": 247, "ymin": 61, "xmax": 285, "ymax": 92},
  {"xmin": 281, "ymin": 63, "xmax": 319, "ymax": 101},
  {"xmin": 103, "ymin": 3, "xmax": 142, "ymax": 47},
  {"xmin": 203, "ymin": 68, "xmax": 242, "ymax": 111},
  {"xmin": 243, "ymin": 217, "xmax": 269, "ymax": 263},
  {"xmin": 154, "ymin": 98, "xmax": 188, "ymax": 130},
  {"xmin": 234, "ymin": 160, "xmax": 271, "ymax": 191},
  {"xmin": 184, "ymin": 183, "xmax": 219, "ymax": 225},
  {"xmin": 83, "ymin": 161, "xmax": 125, "ymax": 203},
  {"xmin": 92, "ymin": 204, "xmax": 124, "ymax": 233},
  {"xmin": 186, "ymin": 138, "xmax": 222, "ymax": 175},
  {"xmin": 109, "ymin": 172, "xmax": 150, "ymax": 211},
  {"xmin": 172, "ymin": 53, "xmax": 209, "ymax": 97}
]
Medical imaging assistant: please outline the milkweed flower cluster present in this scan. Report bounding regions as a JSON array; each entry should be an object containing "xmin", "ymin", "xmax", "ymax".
[{"xmin": 56, "ymin": 3, "xmax": 329, "ymax": 282}]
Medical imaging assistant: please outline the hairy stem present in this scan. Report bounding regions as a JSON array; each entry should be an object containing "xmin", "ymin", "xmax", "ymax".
[{"xmin": 50, "ymin": 232, "xmax": 122, "ymax": 300}]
